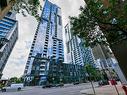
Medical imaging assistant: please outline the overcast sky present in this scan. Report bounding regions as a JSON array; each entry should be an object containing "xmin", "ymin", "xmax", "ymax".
[{"xmin": 2, "ymin": 0, "xmax": 85, "ymax": 79}]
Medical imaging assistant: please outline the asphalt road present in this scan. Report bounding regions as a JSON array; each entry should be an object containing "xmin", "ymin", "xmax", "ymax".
[{"xmin": 0, "ymin": 83, "xmax": 98, "ymax": 95}]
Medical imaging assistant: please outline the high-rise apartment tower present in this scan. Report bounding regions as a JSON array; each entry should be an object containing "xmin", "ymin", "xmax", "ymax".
[
  {"xmin": 0, "ymin": 12, "xmax": 18, "ymax": 78},
  {"xmin": 24, "ymin": 0, "xmax": 64, "ymax": 85}
]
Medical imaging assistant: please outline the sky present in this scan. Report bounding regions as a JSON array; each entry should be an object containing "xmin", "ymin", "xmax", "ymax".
[{"xmin": 2, "ymin": 0, "xmax": 85, "ymax": 79}]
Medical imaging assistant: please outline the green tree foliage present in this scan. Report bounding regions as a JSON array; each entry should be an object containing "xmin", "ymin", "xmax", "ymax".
[
  {"xmin": 85, "ymin": 0, "xmax": 127, "ymax": 32},
  {"xmin": 70, "ymin": 0, "xmax": 127, "ymax": 46},
  {"xmin": 10, "ymin": 77, "xmax": 23, "ymax": 83},
  {"xmin": 0, "ymin": 83, "xmax": 4, "ymax": 89},
  {"xmin": 85, "ymin": 64, "xmax": 101, "ymax": 81},
  {"xmin": 12, "ymin": 0, "xmax": 41, "ymax": 20}
]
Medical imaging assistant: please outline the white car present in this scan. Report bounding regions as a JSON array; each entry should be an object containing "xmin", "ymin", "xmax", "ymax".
[{"xmin": 1, "ymin": 83, "xmax": 24, "ymax": 92}]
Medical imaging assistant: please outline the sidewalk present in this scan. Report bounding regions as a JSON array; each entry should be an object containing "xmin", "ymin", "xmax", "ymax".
[{"xmin": 80, "ymin": 85, "xmax": 125, "ymax": 95}]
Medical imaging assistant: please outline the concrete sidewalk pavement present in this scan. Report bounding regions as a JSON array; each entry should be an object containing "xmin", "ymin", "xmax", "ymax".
[{"xmin": 80, "ymin": 85, "xmax": 125, "ymax": 95}]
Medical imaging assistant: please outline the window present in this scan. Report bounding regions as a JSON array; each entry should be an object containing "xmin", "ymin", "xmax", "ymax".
[
  {"xmin": 36, "ymin": 66, "xmax": 40, "ymax": 70},
  {"xmin": 46, "ymin": 35, "xmax": 49, "ymax": 37},
  {"xmin": 43, "ymin": 50, "xmax": 47, "ymax": 53},
  {"xmin": 53, "ymin": 44, "xmax": 57, "ymax": 46},
  {"xmin": 31, "ymin": 70, "xmax": 35, "ymax": 74},
  {"xmin": 36, "ymin": 53, "xmax": 42, "ymax": 57},
  {"xmin": 59, "ymin": 51, "xmax": 62, "ymax": 53},
  {"xmin": 53, "ymin": 46, "xmax": 57, "ymax": 50},
  {"xmin": 67, "ymin": 42, "xmax": 70, "ymax": 53},
  {"xmin": 53, "ymin": 49, "xmax": 56, "ymax": 52},
  {"xmin": 44, "ymin": 46, "xmax": 47, "ymax": 49},
  {"xmin": 43, "ymin": 54, "xmax": 46, "ymax": 57},
  {"xmin": 6, "ymin": 12, "xmax": 12, "ymax": 17},
  {"xmin": 58, "ymin": 16, "xmax": 62, "ymax": 25},
  {"xmin": 45, "ymin": 41, "xmax": 48, "ymax": 44},
  {"xmin": 53, "ymin": 52, "xmax": 56, "ymax": 54},
  {"xmin": 44, "ymin": 44, "xmax": 48, "ymax": 47},
  {"xmin": 29, "ymin": 53, "xmax": 32, "ymax": 56},
  {"xmin": 45, "ymin": 38, "xmax": 48, "ymax": 42},
  {"xmin": 31, "ymin": 46, "xmax": 34, "ymax": 49},
  {"xmin": 33, "ymin": 40, "xmax": 36, "ymax": 43},
  {"xmin": 32, "ymin": 66, "xmax": 35, "ymax": 70},
  {"xmin": 46, "ymin": 36, "xmax": 49, "ymax": 39}
]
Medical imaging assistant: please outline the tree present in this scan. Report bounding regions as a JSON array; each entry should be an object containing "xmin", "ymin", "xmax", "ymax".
[
  {"xmin": 84, "ymin": 0, "xmax": 127, "ymax": 35},
  {"xmin": 85, "ymin": 64, "xmax": 101, "ymax": 81},
  {"xmin": 10, "ymin": 0, "xmax": 41, "ymax": 20},
  {"xmin": 70, "ymin": 0, "xmax": 127, "ymax": 45},
  {"xmin": 85, "ymin": 64, "xmax": 99, "ymax": 94},
  {"xmin": 10, "ymin": 77, "xmax": 23, "ymax": 83},
  {"xmin": 70, "ymin": 0, "xmax": 127, "ymax": 83}
]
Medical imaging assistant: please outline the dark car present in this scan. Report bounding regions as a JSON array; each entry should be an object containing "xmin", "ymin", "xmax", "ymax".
[
  {"xmin": 58, "ymin": 83, "xmax": 64, "ymax": 87},
  {"xmin": 98, "ymin": 80, "xmax": 109, "ymax": 86},
  {"xmin": 73, "ymin": 82, "xmax": 79, "ymax": 85},
  {"xmin": 54, "ymin": 83, "xmax": 64, "ymax": 87},
  {"xmin": 42, "ymin": 84, "xmax": 53, "ymax": 88}
]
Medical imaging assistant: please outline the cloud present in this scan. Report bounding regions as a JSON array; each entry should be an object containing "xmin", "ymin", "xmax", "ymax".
[
  {"xmin": 25, "ymin": 41, "xmax": 33, "ymax": 49},
  {"xmin": 2, "ymin": 13, "xmax": 38, "ymax": 78},
  {"xmin": 2, "ymin": 0, "xmax": 85, "ymax": 78},
  {"xmin": 50, "ymin": 0, "xmax": 85, "ymax": 25}
]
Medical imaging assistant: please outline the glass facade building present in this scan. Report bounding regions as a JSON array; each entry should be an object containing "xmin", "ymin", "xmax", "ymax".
[
  {"xmin": 0, "ymin": 12, "xmax": 18, "ymax": 78},
  {"xmin": 24, "ymin": 0, "xmax": 64, "ymax": 85},
  {"xmin": 64, "ymin": 23, "xmax": 95, "ymax": 82},
  {"xmin": 65, "ymin": 23, "xmax": 95, "ymax": 66}
]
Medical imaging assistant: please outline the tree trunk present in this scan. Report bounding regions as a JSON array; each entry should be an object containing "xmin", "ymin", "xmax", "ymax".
[{"xmin": 110, "ymin": 39, "xmax": 127, "ymax": 84}]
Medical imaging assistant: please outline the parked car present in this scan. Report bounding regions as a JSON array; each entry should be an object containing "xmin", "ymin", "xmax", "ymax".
[
  {"xmin": 56, "ymin": 83, "xmax": 64, "ymax": 87},
  {"xmin": 59, "ymin": 83, "xmax": 64, "ymax": 87},
  {"xmin": 42, "ymin": 84, "xmax": 53, "ymax": 88},
  {"xmin": 98, "ymin": 80, "xmax": 109, "ymax": 86},
  {"xmin": 73, "ymin": 82, "xmax": 79, "ymax": 85},
  {"xmin": 1, "ymin": 83, "xmax": 24, "ymax": 92}
]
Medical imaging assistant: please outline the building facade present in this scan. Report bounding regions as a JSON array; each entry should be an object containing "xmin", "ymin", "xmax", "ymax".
[
  {"xmin": 65, "ymin": 23, "xmax": 95, "ymax": 65},
  {"xmin": 64, "ymin": 23, "xmax": 95, "ymax": 82},
  {"xmin": 44, "ymin": 62, "xmax": 85, "ymax": 84},
  {"xmin": 0, "ymin": 12, "xmax": 18, "ymax": 78},
  {"xmin": 62, "ymin": 63, "xmax": 85, "ymax": 83},
  {"xmin": 24, "ymin": 0, "xmax": 64, "ymax": 85}
]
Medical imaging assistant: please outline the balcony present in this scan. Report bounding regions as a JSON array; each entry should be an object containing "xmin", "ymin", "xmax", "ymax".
[
  {"xmin": 40, "ymin": 68, "xmax": 45, "ymax": 71},
  {"xmin": 0, "ymin": 37, "xmax": 9, "ymax": 51},
  {"xmin": 0, "ymin": 0, "xmax": 16, "ymax": 20},
  {"xmin": 40, "ymin": 64, "xmax": 45, "ymax": 67},
  {"xmin": 39, "ymin": 73, "xmax": 45, "ymax": 76}
]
